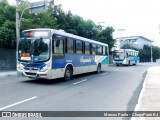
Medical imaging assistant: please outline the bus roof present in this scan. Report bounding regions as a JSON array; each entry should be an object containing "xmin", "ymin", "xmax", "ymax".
[
  {"xmin": 22, "ymin": 28, "xmax": 108, "ymax": 47},
  {"xmin": 115, "ymin": 49, "xmax": 139, "ymax": 52}
]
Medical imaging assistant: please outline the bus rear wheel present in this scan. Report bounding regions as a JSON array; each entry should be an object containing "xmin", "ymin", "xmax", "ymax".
[
  {"xmin": 133, "ymin": 61, "xmax": 137, "ymax": 65},
  {"xmin": 128, "ymin": 61, "xmax": 131, "ymax": 66},
  {"xmin": 64, "ymin": 66, "xmax": 73, "ymax": 81},
  {"xmin": 97, "ymin": 64, "xmax": 101, "ymax": 73}
]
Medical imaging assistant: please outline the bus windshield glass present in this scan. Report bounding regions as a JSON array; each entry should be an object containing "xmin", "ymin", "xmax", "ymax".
[
  {"xmin": 113, "ymin": 52, "xmax": 125, "ymax": 60},
  {"xmin": 18, "ymin": 38, "xmax": 50, "ymax": 62}
]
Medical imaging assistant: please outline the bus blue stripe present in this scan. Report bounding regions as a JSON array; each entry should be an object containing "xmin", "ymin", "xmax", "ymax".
[{"xmin": 52, "ymin": 54, "xmax": 108, "ymax": 69}]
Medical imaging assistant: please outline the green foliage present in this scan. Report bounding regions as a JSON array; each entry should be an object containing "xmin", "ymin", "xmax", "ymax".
[
  {"xmin": 97, "ymin": 27, "xmax": 115, "ymax": 52},
  {"xmin": 0, "ymin": 20, "xmax": 16, "ymax": 48},
  {"xmin": 0, "ymin": 0, "xmax": 114, "ymax": 50},
  {"xmin": 122, "ymin": 43, "xmax": 135, "ymax": 49},
  {"xmin": 0, "ymin": 0, "xmax": 16, "ymax": 48}
]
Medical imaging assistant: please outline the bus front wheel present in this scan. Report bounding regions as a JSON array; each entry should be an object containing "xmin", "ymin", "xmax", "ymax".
[{"xmin": 64, "ymin": 66, "xmax": 73, "ymax": 81}]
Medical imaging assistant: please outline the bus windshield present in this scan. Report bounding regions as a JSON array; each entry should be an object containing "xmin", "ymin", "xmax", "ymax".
[
  {"xmin": 18, "ymin": 38, "xmax": 50, "ymax": 62},
  {"xmin": 113, "ymin": 52, "xmax": 125, "ymax": 60}
]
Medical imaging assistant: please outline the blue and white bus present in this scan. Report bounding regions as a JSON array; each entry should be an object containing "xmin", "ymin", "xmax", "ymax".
[
  {"xmin": 113, "ymin": 49, "xmax": 139, "ymax": 66},
  {"xmin": 17, "ymin": 28, "xmax": 109, "ymax": 80}
]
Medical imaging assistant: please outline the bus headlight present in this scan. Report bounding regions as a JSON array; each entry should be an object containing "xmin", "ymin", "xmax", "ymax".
[{"xmin": 40, "ymin": 64, "xmax": 50, "ymax": 72}]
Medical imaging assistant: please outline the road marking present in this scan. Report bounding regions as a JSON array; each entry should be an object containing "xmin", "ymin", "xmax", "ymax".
[
  {"xmin": 101, "ymin": 73, "xmax": 107, "ymax": 75},
  {"xmin": 0, "ymin": 72, "xmax": 17, "ymax": 76},
  {"xmin": 73, "ymin": 79, "xmax": 87, "ymax": 85},
  {"xmin": 0, "ymin": 96, "xmax": 37, "ymax": 111},
  {"xmin": 114, "ymin": 68, "xmax": 119, "ymax": 71}
]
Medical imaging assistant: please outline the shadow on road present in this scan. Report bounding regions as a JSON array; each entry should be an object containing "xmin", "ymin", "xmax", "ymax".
[
  {"xmin": 121, "ymin": 72, "xmax": 147, "ymax": 120},
  {"xmin": 21, "ymin": 71, "xmax": 107, "ymax": 85}
]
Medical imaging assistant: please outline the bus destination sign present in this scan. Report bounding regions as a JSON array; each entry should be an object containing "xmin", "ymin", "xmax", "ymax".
[{"xmin": 22, "ymin": 30, "xmax": 51, "ymax": 38}]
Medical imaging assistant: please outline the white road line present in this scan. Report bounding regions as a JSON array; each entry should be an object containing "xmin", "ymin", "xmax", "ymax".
[
  {"xmin": 0, "ymin": 72, "xmax": 17, "ymax": 76},
  {"xmin": 101, "ymin": 73, "xmax": 107, "ymax": 75},
  {"xmin": 73, "ymin": 79, "xmax": 88, "ymax": 85},
  {"xmin": 0, "ymin": 96, "xmax": 37, "ymax": 111},
  {"xmin": 114, "ymin": 68, "xmax": 119, "ymax": 71}
]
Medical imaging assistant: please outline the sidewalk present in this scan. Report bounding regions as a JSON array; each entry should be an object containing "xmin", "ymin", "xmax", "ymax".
[
  {"xmin": 132, "ymin": 66, "xmax": 160, "ymax": 120},
  {"xmin": 0, "ymin": 70, "xmax": 17, "ymax": 77}
]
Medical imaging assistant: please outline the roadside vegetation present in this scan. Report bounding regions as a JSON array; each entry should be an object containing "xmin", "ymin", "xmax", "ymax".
[
  {"xmin": 0, "ymin": 0, "xmax": 115, "ymax": 51},
  {"xmin": 0, "ymin": 0, "xmax": 160, "ymax": 61}
]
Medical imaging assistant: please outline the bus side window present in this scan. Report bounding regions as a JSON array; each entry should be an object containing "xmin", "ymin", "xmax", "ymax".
[
  {"xmin": 66, "ymin": 38, "xmax": 74, "ymax": 54},
  {"xmin": 91, "ymin": 44, "xmax": 96, "ymax": 55},
  {"xmin": 84, "ymin": 42, "xmax": 90, "ymax": 54},
  {"xmin": 52, "ymin": 36, "xmax": 64, "ymax": 58},
  {"xmin": 97, "ymin": 45, "xmax": 103, "ymax": 55},
  {"xmin": 75, "ymin": 40, "xmax": 83, "ymax": 54}
]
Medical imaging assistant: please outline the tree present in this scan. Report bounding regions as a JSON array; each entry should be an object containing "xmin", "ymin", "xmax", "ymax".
[
  {"xmin": 122, "ymin": 43, "xmax": 135, "ymax": 50},
  {"xmin": 52, "ymin": 4, "xmax": 66, "ymax": 29},
  {"xmin": 152, "ymin": 46, "xmax": 160, "ymax": 60},
  {"xmin": 97, "ymin": 27, "xmax": 115, "ymax": 53},
  {"xmin": 0, "ymin": 0, "xmax": 16, "ymax": 48},
  {"xmin": 0, "ymin": 0, "xmax": 115, "ymax": 50},
  {"xmin": 83, "ymin": 20, "xmax": 98, "ymax": 39},
  {"xmin": 20, "ymin": 1, "xmax": 57, "ymax": 30}
]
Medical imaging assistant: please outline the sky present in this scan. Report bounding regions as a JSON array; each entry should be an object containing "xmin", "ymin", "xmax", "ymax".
[
  {"xmin": 10, "ymin": 0, "xmax": 160, "ymax": 46},
  {"xmin": 54, "ymin": 0, "xmax": 160, "ymax": 46}
]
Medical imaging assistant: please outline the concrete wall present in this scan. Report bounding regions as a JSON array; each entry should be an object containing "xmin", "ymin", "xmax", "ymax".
[{"xmin": 0, "ymin": 48, "xmax": 16, "ymax": 70}]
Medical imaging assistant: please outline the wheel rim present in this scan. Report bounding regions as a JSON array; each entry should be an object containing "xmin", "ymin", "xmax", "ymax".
[{"xmin": 65, "ymin": 69, "xmax": 71, "ymax": 79}]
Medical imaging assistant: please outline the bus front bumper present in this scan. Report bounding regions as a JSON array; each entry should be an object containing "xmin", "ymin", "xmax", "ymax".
[{"xmin": 17, "ymin": 68, "xmax": 51, "ymax": 79}]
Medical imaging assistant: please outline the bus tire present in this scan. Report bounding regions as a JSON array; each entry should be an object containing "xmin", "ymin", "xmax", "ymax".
[
  {"xmin": 128, "ymin": 61, "xmax": 130, "ymax": 66},
  {"xmin": 134, "ymin": 61, "xmax": 137, "ymax": 65},
  {"xmin": 64, "ymin": 66, "xmax": 73, "ymax": 81},
  {"xmin": 97, "ymin": 64, "xmax": 101, "ymax": 73}
]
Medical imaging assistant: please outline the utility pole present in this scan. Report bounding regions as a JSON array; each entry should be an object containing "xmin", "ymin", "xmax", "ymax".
[
  {"xmin": 16, "ymin": 0, "xmax": 20, "ymax": 48},
  {"xmin": 16, "ymin": 0, "xmax": 20, "ymax": 67},
  {"xmin": 15, "ymin": 0, "xmax": 47, "ymax": 67}
]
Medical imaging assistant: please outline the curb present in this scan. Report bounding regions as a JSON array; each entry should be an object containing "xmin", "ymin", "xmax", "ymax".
[
  {"xmin": 130, "ymin": 67, "xmax": 152, "ymax": 120},
  {"xmin": 0, "ymin": 71, "xmax": 17, "ymax": 77}
]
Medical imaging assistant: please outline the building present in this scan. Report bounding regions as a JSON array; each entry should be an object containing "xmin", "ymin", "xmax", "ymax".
[{"xmin": 115, "ymin": 36, "xmax": 153, "ymax": 49}]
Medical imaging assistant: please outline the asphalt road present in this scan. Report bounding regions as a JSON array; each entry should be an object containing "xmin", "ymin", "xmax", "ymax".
[{"xmin": 0, "ymin": 63, "xmax": 158, "ymax": 120}]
